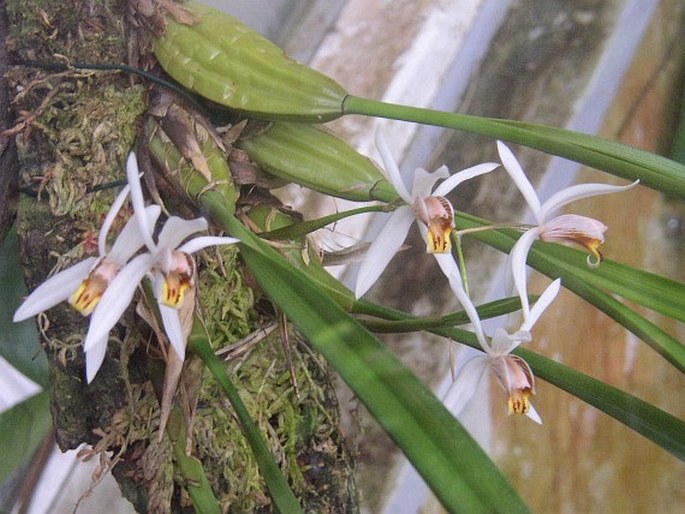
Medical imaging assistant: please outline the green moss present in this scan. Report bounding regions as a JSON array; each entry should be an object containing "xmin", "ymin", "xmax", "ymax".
[
  {"xmin": 196, "ymin": 245, "xmax": 256, "ymax": 349},
  {"xmin": 6, "ymin": 0, "xmax": 127, "ymax": 63},
  {"xmin": 33, "ymin": 82, "xmax": 147, "ymax": 216},
  {"xmin": 192, "ymin": 330, "xmax": 356, "ymax": 512}
]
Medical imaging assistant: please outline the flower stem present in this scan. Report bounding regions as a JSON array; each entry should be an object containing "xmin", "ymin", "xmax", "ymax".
[
  {"xmin": 342, "ymin": 95, "xmax": 685, "ymax": 198},
  {"xmin": 452, "ymin": 231, "xmax": 470, "ymax": 296}
]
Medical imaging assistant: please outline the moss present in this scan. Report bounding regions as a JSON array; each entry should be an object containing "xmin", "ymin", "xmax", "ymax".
[
  {"xmin": 196, "ymin": 245, "xmax": 256, "ymax": 349},
  {"xmin": 6, "ymin": 0, "xmax": 127, "ymax": 63},
  {"xmin": 191, "ymin": 330, "xmax": 356, "ymax": 513}
]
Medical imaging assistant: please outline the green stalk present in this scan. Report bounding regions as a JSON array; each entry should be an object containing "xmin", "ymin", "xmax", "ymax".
[
  {"xmin": 342, "ymin": 96, "xmax": 685, "ymax": 198},
  {"xmin": 259, "ymin": 204, "xmax": 390, "ymax": 240},
  {"xmin": 188, "ymin": 318, "xmax": 304, "ymax": 514},
  {"xmin": 356, "ymin": 296, "xmax": 523, "ymax": 333}
]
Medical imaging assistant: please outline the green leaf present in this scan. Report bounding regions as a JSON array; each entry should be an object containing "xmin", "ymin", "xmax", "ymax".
[
  {"xmin": 360, "ymin": 302, "xmax": 685, "ymax": 461},
  {"xmin": 455, "ymin": 213, "xmax": 685, "ymax": 373},
  {"xmin": 343, "ymin": 96, "xmax": 685, "ymax": 198},
  {"xmin": 533, "ymin": 241, "xmax": 685, "ymax": 324},
  {"xmin": 204, "ymin": 195, "xmax": 530, "ymax": 514},
  {"xmin": 0, "ymin": 391, "xmax": 52, "ymax": 484},
  {"xmin": 188, "ymin": 322, "xmax": 303, "ymax": 514},
  {"xmin": 0, "ymin": 227, "xmax": 48, "ymax": 387},
  {"xmin": 520, "ymin": 347, "xmax": 685, "ymax": 461},
  {"xmin": 166, "ymin": 406, "xmax": 221, "ymax": 514}
]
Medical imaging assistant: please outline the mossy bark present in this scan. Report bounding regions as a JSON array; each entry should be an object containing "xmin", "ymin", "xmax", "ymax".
[{"xmin": 5, "ymin": 0, "xmax": 356, "ymax": 511}]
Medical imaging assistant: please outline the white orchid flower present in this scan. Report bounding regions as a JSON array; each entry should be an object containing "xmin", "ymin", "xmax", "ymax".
[
  {"xmin": 82, "ymin": 153, "xmax": 238, "ymax": 377},
  {"xmin": 354, "ymin": 131, "xmax": 498, "ymax": 298},
  {"xmin": 498, "ymin": 141, "xmax": 638, "ymax": 319},
  {"xmin": 442, "ymin": 277, "xmax": 561, "ymax": 424},
  {"xmin": 13, "ymin": 172, "xmax": 162, "ymax": 384},
  {"xmin": 13, "ymin": 181, "xmax": 161, "ymax": 322}
]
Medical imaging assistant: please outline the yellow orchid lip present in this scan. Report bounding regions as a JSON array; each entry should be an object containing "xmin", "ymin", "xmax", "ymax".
[
  {"xmin": 415, "ymin": 195, "xmax": 455, "ymax": 254},
  {"xmin": 68, "ymin": 260, "xmax": 120, "ymax": 315},
  {"xmin": 508, "ymin": 388, "xmax": 534, "ymax": 415},
  {"xmin": 69, "ymin": 277, "xmax": 107, "ymax": 315},
  {"xmin": 161, "ymin": 272, "xmax": 192, "ymax": 307},
  {"xmin": 493, "ymin": 353, "xmax": 536, "ymax": 417},
  {"xmin": 540, "ymin": 214, "xmax": 607, "ymax": 265},
  {"xmin": 159, "ymin": 251, "xmax": 196, "ymax": 308}
]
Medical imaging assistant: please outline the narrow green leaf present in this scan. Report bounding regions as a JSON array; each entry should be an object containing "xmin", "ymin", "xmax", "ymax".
[
  {"xmin": 520, "ymin": 347, "xmax": 685, "ymax": 461},
  {"xmin": 361, "ymin": 302, "xmax": 685, "ymax": 461},
  {"xmin": 0, "ymin": 391, "xmax": 51, "ymax": 484},
  {"xmin": 167, "ymin": 407, "xmax": 221, "ymax": 514},
  {"xmin": 0, "ymin": 227, "xmax": 49, "ymax": 387},
  {"xmin": 533, "ymin": 240, "xmax": 685, "ymax": 323},
  {"xmin": 455, "ymin": 213, "xmax": 685, "ymax": 373},
  {"xmin": 188, "ymin": 322, "xmax": 303, "ymax": 514},
  {"xmin": 204, "ymin": 196, "xmax": 529, "ymax": 514},
  {"xmin": 552, "ymin": 274, "xmax": 685, "ymax": 374},
  {"xmin": 342, "ymin": 96, "xmax": 685, "ymax": 198}
]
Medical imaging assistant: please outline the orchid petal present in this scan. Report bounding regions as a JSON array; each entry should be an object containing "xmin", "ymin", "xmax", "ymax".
[
  {"xmin": 431, "ymin": 249, "xmax": 461, "ymax": 283},
  {"xmin": 442, "ymin": 355, "xmax": 488, "ymax": 418},
  {"xmin": 432, "ymin": 252, "xmax": 489, "ymax": 350},
  {"xmin": 411, "ymin": 166, "xmax": 449, "ymax": 199},
  {"xmin": 157, "ymin": 216, "xmax": 208, "ymax": 250},
  {"xmin": 509, "ymin": 227, "xmax": 541, "ymax": 319},
  {"xmin": 521, "ymin": 278, "xmax": 561, "ymax": 332},
  {"xmin": 178, "ymin": 235, "xmax": 239, "ymax": 255},
  {"xmin": 540, "ymin": 180, "xmax": 639, "ymax": 220},
  {"xmin": 526, "ymin": 402, "xmax": 543, "ymax": 425},
  {"xmin": 83, "ymin": 253, "xmax": 154, "ymax": 351},
  {"xmin": 502, "ymin": 251, "xmax": 516, "ymax": 299},
  {"xmin": 375, "ymin": 129, "xmax": 412, "ymax": 203},
  {"xmin": 126, "ymin": 153, "xmax": 158, "ymax": 253},
  {"xmin": 432, "ymin": 162, "xmax": 499, "ymax": 197},
  {"xmin": 160, "ymin": 304, "xmax": 186, "ymax": 361},
  {"xmin": 13, "ymin": 257, "xmax": 97, "ymax": 322},
  {"xmin": 354, "ymin": 207, "xmax": 414, "ymax": 298},
  {"xmin": 490, "ymin": 327, "xmax": 530, "ymax": 355},
  {"xmin": 98, "ymin": 184, "xmax": 131, "ymax": 257},
  {"xmin": 497, "ymin": 141, "xmax": 542, "ymax": 223},
  {"xmin": 85, "ymin": 335, "xmax": 108, "ymax": 384},
  {"xmin": 108, "ymin": 205, "xmax": 162, "ymax": 264}
]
